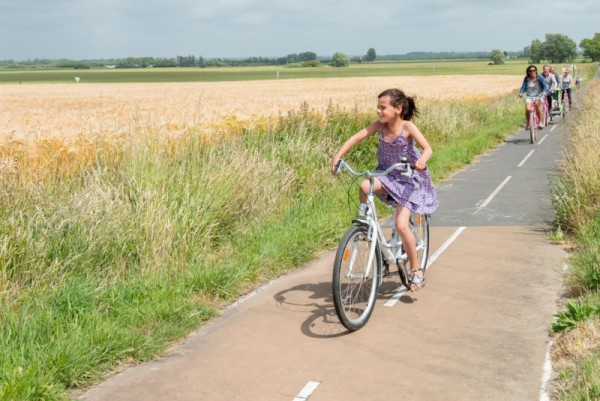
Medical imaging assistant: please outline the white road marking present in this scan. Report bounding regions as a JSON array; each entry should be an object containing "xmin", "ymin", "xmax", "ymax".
[
  {"xmin": 539, "ymin": 340, "xmax": 554, "ymax": 401},
  {"xmin": 540, "ymin": 263, "xmax": 569, "ymax": 399},
  {"xmin": 473, "ymin": 176, "xmax": 512, "ymax": 214},
  {"xmin": 384, "ymin": 226, "xmax": 467, "ymax": 307},
  {"xmin": 550, "ymin": 125, "xmax": 557, "ymax": 132},
  {"xmin": 293, "ymin": 381, "xmax": 320, "ymax": 401},
  {"xmin": 518, "ymin": 150, "xmax": 536, "ymax": 167},
  {"xmin": 537, "ymin": 134, "xmax": 549, "ymax": 145},
  {"xmin": 426, "ymin": 226, "xmax": 467, "ymax": 268}
]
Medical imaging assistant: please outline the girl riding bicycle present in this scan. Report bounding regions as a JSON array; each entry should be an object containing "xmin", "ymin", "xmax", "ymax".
[
  {"xmin": 519, "ymin": 65, "xmax": 549, "ymax": 129},
  {"xmin": 331, "ymin": 88, "xmax": 439, "ymax": 291}
]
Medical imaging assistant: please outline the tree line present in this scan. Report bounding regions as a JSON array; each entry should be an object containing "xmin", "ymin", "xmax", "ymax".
[
  {"xmin": 2, "ymin": 33, "xmax": 599, "ymax": 70},
  {"xmin": 490, "ymin": 32, "xmax": 600, "ymax": 65}
]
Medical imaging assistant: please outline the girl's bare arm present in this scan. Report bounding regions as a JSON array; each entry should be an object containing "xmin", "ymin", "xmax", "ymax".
[
  {"xmin": 331, "ymin": 121, "xmax": 382, "ymax": 173},
  {"xmin": 404, "ymin": 121, "xmax": 432, "ymax": 170}
]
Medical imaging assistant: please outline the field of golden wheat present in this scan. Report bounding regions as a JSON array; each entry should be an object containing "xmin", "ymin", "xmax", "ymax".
[{"xmin": 1, "ymin": 75, "xmax": 520, "ymax": 142}]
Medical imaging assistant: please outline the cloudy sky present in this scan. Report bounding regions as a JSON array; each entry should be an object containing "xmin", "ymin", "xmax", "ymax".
[{"xmin": 1, "ymin": 0, "xmax": 598, "ymax": 60}]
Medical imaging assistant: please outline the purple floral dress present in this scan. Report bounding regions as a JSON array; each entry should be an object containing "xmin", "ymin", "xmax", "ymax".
[{"xmin": 375, "ymin": 129, "xmax": 439, "ymax": 215}]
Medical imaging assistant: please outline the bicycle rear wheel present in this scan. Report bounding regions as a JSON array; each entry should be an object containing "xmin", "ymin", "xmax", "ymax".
[
  {"xmin": 332, "ymin": 224, "xmax": 380, "ymax": 331},
  {"xmin": 412, "ymin": 212, "xmax": 430, "ymax": 274}
]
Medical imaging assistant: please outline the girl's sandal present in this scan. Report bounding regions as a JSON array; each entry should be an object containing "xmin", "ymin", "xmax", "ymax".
[{"xmin": 410, "ymin": 268, "xmax": 426, "ymax": 292}]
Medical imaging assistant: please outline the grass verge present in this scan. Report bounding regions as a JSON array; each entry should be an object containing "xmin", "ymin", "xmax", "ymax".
[{"xmin": 549, "ymin": 78, "xmax": 600, "ymax": 401}]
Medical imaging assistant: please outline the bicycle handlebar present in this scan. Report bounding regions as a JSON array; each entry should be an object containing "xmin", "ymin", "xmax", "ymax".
[{"xmin": 335, "ymin": 159, "xmax": 420, "ymax": 179}]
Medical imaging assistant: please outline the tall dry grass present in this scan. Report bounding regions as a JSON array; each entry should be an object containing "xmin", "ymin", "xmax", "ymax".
[
  {"xmin": 553, "ymin": 80, "xmax": 600, "ymax": 234},
  {"xmin": 549, "ymin": 77, "xmax": 600, "ymax": 401}
]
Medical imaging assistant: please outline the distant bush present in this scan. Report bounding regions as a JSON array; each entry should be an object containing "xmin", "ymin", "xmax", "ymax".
[{"xmin": 302, "ymin": 60, "xmax": 321, "ymax": 67}]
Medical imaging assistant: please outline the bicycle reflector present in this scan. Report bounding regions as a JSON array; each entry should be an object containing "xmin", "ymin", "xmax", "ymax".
[{"xmin": 343, "ymin": 249, "xmax": 350, "ymax": 261}]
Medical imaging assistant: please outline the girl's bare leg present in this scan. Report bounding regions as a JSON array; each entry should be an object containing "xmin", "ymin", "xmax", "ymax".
[
  {"xmin": 395, "ymin": 204, "xmax": 423, "ymax": 291},
  {"xmin": 358, "ymin": 178, "xmax": 384, "ymax": 204},
  {"xmin": 535, "ymin": 100, "xmax": 543, "ymax": 126}
]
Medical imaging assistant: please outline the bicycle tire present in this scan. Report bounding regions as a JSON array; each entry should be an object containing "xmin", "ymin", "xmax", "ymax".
[
  {"xmin": 529, "ymin": 111, "xmax": 536, "ymax": 144},
  {"xmin": 412, "ymin": 212, "xmax": 430, "ymax": 274},
  {"xmin": 332, "ymin": 224, "xmax": 380, "ymax": 331}
]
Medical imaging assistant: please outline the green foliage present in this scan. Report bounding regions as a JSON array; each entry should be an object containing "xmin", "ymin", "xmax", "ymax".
[
  {"xmin": 330, "ymin": 52, "xmax": 350, "ymax": 67},
  {"xmin": 544, "ymin": 34, "xmax": 578, "ymax": 63},
  {"xmin": 529, "ymin": 39, "xmax": 545, "ymax": 63},
  {"xmin": 580, "ymin": 33, "xmax": 600, "ymax": 62},
  {"xmin": 490, "ymin": 49, "xmax": 505, "ymax": 65},
  {"xmin": 566, "ymin": 219, "xmax": 600, "ymax": 293},
  {"xmin": 526, "ymin": 34, "xmax": 578, "ymax": 63},
  {"xmin": 302, "ymin": 60, "xmax": 321, "ymax": 67},
  {"xmin": 556, "ymin": 350, "xmax": 600, "ymax": 401},
  {"xmin": 365, "ymin": 48, "xmax": 377, "ymax": 62},
  {"xmin": 552, "ymin": 298, "xmax": 600, "ymax": 333}
]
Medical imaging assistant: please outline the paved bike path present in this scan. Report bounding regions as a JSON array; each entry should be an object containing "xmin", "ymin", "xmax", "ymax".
[{"xmin": 81, "ymin": 99, "xmax": 574, "ymax": 401}]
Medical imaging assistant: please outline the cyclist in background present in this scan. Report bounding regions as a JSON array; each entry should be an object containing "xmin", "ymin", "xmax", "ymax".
[
  {"xmin": 561, "ymin": 68, "xmax": 574, "ymax": 110},
  {"xmin": 519, "ymin": 65, "xmax": 549, "ymax": 129},
  {"xmin": 549, "ymin": 65, "xmax": 561, "ymax": 87},
  {"xmin": 541, "ymin": 65, "xmax": 558, "ymax": 113}
]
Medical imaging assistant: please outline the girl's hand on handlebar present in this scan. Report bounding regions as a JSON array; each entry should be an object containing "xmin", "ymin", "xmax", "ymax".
[
  {"xmin": 415, "ymin": 159, "xmax": 427, "ymax": 171},
  {"xmin": 331, "ymin": 157, "xmax": 341, "ymax": 175}
]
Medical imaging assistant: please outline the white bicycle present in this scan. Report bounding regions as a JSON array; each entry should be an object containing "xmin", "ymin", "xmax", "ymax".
[{"xmin": 332, "ymin": 159, "xmax": 430, "ymax": 331}]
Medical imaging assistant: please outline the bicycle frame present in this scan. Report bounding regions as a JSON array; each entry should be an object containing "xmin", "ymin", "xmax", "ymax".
[
  {"xmin": 523, "ymin": 95, "xmax": 542, "ymax": 144},
  {"xmin": 336, "ymin": 160, "xmax": 415, "ymax": 280},
  {"xmin": 542, "ymin": 96, "xmax": 550, "ymax": 125},
  {"xmin": 332, "ymin": 159, "xmax": 431, "ymax": 331},
  {"xmin": 562, "ymin": 89, "xmax": 571, "ymax": 111}
]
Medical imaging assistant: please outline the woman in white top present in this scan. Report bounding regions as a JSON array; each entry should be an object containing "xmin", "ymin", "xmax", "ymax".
[
  {"xmin": 541, "ymin": 65, "xmax": 558, "ymax": 112},
  {"xmin": 561, "ymin": 68, "xmax": 574, "ymax": 110}
]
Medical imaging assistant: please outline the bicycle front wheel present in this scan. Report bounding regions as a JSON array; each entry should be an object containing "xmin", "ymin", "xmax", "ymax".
[
  {"xmin": 529, "ymin": 111, "xmax": 536, "ymax": 144},
  {"xmin": 332, "ymin": 225, "xmax": 380, "ymax": 331}
]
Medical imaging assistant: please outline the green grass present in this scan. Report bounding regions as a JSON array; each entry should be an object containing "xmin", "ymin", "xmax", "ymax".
[
  {"xmin": 0, "ymin": 59, "xmax": 542, "ymax": 84},
  {"xmin": 0, "ymin": 90, "xmax": 528, "ymax": 400}
]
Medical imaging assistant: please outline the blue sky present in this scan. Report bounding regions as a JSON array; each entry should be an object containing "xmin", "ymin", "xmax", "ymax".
[{"xmin": 1, "ymin": 0, "xmax": 598, "ymax": 60}]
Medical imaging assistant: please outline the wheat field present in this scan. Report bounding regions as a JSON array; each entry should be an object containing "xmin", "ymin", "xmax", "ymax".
[
  {"xmin": 0, "ymin": 75, "xmax": 520, "ymax": 176},
  {"xmin": 1, "ymin": 75, "xmax": 519, "ymax": 141}
]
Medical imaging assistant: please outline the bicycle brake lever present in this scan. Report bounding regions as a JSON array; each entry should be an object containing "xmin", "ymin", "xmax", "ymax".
[{"xmin": 334, "ymin": 160, "xmax": 342, "ymax": 176}]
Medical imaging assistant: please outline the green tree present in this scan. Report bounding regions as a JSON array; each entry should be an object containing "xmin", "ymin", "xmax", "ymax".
[
  {"xmin": 490, "ymin": 49, "xmax": 505, "ymax": 65},
  {"xmin": 331, "ymin": 52, "xmax": 350, "ymax": 67},
  {"xmin": 580, "ymin": 33, "xmax": 600, "ymax": 61},
  {"xmin": 365, "ymin": 48, "xmax": 377, "ymax": 62},
  {"xmin": 543, "ymin": 33, "xmax": 577, "ymax": 63},
  {"xmin": 298, "ymin": 51, "xmax": 317, "ymax": 61},
  {"xmin": 528, "ymin": 39, "xmax": 544, "ymax": 63}
]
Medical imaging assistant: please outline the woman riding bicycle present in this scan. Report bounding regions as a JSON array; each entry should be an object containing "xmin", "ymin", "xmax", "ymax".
[
  {"xmin": 541, "ymin": 65, "xmax": 558, "ymax": 112},
  {"xmin": 561, "ymin": 68, "xmax": 574, "ymax": 110},
  {"xmin": 519, "ymin": 65, "xmax": 549, "ymax": 129}
]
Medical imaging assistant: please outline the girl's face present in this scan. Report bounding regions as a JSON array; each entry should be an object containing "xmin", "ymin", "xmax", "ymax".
[{"xmin": 377, "ymin": 96, "xmax": 401, "ymax": 123}]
